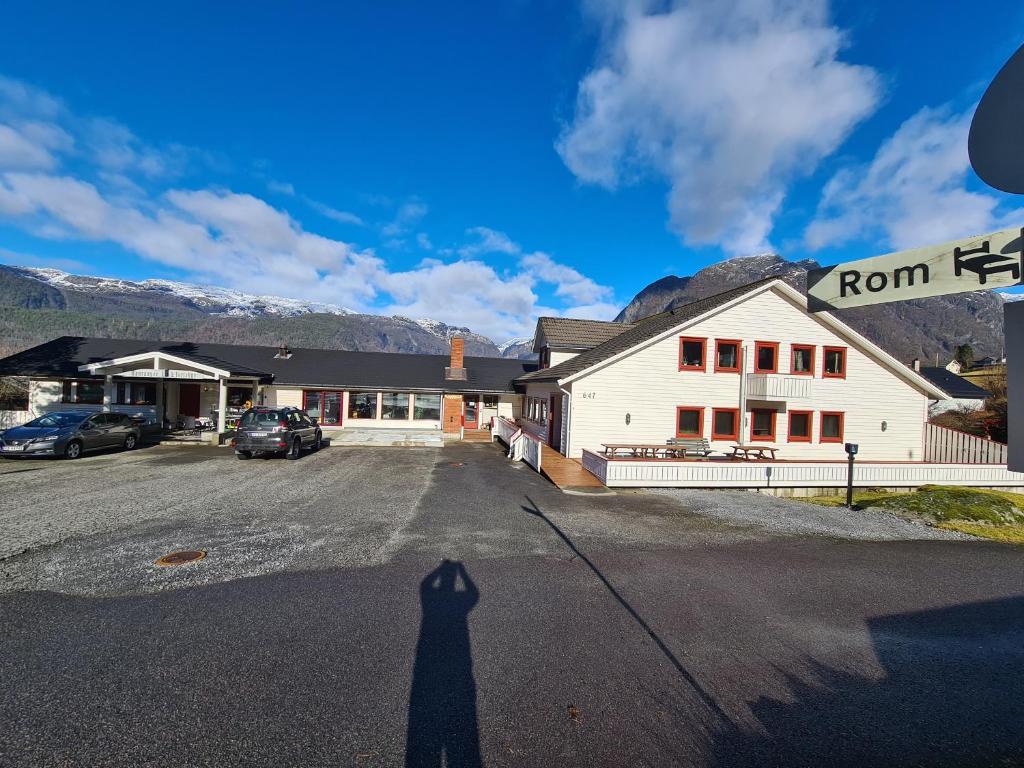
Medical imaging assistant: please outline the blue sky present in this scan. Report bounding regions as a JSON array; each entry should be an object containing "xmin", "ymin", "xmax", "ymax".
[{"xmin": 0, "ymin": 1, "xmax": 1023, "ymax": 341}]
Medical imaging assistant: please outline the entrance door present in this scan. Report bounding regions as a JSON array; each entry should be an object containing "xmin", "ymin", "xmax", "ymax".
[
  {"xmin": 179, "ymin": 383, "xmax": 201, "ymax": 418},
  {"xmin": 549, "ymin": 393, "xmax": 563, "ymax": 452},
  {"xmin": 463, "ymin": 396, "xmax": 479, "ymax": 429}
]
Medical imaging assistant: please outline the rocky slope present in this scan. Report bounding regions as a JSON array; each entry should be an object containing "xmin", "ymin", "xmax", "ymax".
[{"xmin": 616, "ymin": 254, "xmax": 1006, "ymax": 363}]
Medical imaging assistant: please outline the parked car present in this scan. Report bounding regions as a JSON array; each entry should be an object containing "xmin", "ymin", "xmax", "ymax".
[
  {"xmin": 231, "ymin": 406, "xmax": 321, "ymax": 460},
  {"xmin": 0, "ymin": 411, "xmax": 142, "ymax": 459}
]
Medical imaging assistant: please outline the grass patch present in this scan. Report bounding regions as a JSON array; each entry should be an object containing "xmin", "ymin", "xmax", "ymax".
[{"xmin": 801, "ymin": 485, "xmax": 1024, "ymax": 543}]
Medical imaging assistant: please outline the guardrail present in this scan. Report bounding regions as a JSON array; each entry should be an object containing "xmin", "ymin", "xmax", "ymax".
[
  {"xmin": 491, "ymin": 416, "xmax": 541, "ymax": 471},
  {"xmin": 745, "ymin": 373, "xmax": 812, "ymax": 400}
]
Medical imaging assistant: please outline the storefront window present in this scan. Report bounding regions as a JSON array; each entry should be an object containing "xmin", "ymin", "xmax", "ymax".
[
  {"xmin": 304, "ymin": 390, "xmax": 343, "ymax": 424},
  {"xmin": 413, "ymin": 394, "xmax": 441, "ymax": 420},
  {"xmin": 349, "ymin": 392, "xmax": 378, "ymax": 419},
  {"xmin": 227, "ymin": 386, "xmax": 253, "ymax": 407},
  {"xmin": 62, "ymin": 380, "xmax": 104, "ymax": 404},
  {"xmin": 382, "ymin": 393, "xmax": 410, "ymax": 420},
  {"xmin": 322, "ymin": 392, "xmax": 342, "ymax": 424},
  {"xmin": 116, "ymin": 381, "xmax": 157, "ymax": 405}
]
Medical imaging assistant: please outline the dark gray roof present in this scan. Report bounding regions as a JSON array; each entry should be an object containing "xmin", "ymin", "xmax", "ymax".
[
  {"xmin": 0, "ymin": 337, "xmax": 536, "ymax": 393},
  {"xmin": 519, "ymin": 278, "xmax": 780, "ymax": 382},
  {"xmin": 535, "ymin": 317, "xmax": 633, "ymax": 351},
  {"xmin": 919, "ymin": 367, "xmax": 990, "ymax": 399}
]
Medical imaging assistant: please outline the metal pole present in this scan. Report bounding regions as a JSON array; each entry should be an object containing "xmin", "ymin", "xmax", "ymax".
[{"xmin": 846, "ymin": 453, "xmax": 855, "ymax": 508}]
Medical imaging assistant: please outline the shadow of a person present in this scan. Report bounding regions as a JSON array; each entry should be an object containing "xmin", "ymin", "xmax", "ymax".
[{"xmin": 405, "ymin": 560, "xmax": 482, "ymax": 768}]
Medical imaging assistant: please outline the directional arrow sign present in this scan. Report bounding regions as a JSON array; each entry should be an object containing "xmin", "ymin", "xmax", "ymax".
[{"xmin": 806, "ymin": 226, "xmax": 1024, "ymax": 313}]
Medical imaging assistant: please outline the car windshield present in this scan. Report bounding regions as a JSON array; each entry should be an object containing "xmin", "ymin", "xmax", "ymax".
[
  {"xmin": 26, "ymin": 413, "xmax": 84, "ymax": 428},
  {"xmin": 239, "ymin": 410, "xmax": 282, "ymax": 428}
]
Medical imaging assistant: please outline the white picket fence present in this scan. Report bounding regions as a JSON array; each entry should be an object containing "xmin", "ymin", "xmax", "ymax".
[
  {"xmin": 923, "ymin": 423, "xmax": 1007, "ymax": 464},
  {"xmin": 491, "ymin": 416, "xmax": 542, "ymax": 471}
]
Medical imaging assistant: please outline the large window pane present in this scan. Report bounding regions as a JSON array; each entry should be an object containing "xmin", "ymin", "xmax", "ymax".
[
  {"xmin": 752, "ymin": 409, "xmax": 775, "ymax": 440},
  {"xmin": 821, "ymin": 412, "xmax": 843, "ymax": 441},
  {"xmin": 712, "ymin": 409, "xmax": 737, "ymax": 439},
  {"xmin": 323, "ymin": 392, "xmax": 342, "ymax": 424},
  {"xmin": 348, "ymin": 392, "xmax": 378, "ymax": 419},
  {"xmin": 382, "ymin": 392, "xmax": 410, "ymax": 420},
  {"xmin": 792, "ymin": 346, "xmax": 813, "ymax": 374},
  {"xmin": 304, "ymin": 391, "xmax": 322, "ymax": 422},
  {"xmin": 66, "ymin": 380, "xmax": 104, "ymax": 404},
  {"xmin": 716, "ymin": 342, "xmax": 738, "ymax": 371},
  {"xmin": 679, "ymin": 338, "xmax": 705, "ymax": 369},
  {"xmin": 677, "ymin": 408, "xmax": 702, "ymax": 437},
  {"xmin": 413, "ymin": 394, "xmax": 441, "ymax": 420},
  {"xmin": 824, "ymin": 348, "xmax": 846, "ymax": 377}
]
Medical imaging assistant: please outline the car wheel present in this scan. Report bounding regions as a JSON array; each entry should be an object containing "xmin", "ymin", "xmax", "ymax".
[
  {"xmin": 123, "ymin": 434, "xmax": 138, "ymax": 451},
  {"xmin": 64, "ymin": 440, "xmax": 83, "ymax": 460},
  {"xmin": 286, "ymin": 437, "xmax": 301, "ymax": 460},
  {"xmin": 236, "ymin": 450, "xmax": 252, "ymax": 460},
  {"xmin": 312, "ymin": 431, "xmax": 322, "ymax": 451}
]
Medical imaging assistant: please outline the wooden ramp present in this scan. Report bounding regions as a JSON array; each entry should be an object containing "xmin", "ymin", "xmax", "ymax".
[
  {"xmin": 462, "ymin": 428, "xmax": 492, "ymax": 444},
  {"xmin": 540, "ymin": 443, "xmax": 606, "ymax": 490}
]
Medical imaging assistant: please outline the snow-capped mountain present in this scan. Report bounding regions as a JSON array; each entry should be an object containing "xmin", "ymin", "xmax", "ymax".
[{"xmin": 16, "ymin": 267, "xmax": 356, "ymax": 318}]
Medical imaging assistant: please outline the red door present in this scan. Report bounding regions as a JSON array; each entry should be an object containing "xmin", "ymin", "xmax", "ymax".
[
  {"xmin": 463, "ymin": 396, "xmax": 479, "ymax": 429},
  {"xmin": 179, "ymin": 383, "xmax": 201, "ymax": 418}
]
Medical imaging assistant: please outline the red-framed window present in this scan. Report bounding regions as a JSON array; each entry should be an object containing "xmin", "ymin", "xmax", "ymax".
[
  {"xmin": 823, "ymin": 346, "xmax": 847, "ymax": 378},
  {"xmin": 790, "ymin": 344, "xmax": 815, "ymax": 376},
  {"xmin": 820, "ymin": 411, "xmax": 845, "ymax": 443},
  {"xmin": 711, "ymin": 408, "xmax": 739, "ymax": 440},
  {"xmin": 539, "ymin": 348, "xmax": 551, "ymax": 369},
  {"xmin": 754, "ymin": 341, "xmax": 779, "ymax": 374},
  {"xmin": 750, "ymin": 408, "xmax": 776, "ymax": 442},
  {"xmin": 788, "ymin": 410, "xmax": 813, "ymax": 442},
  {"xmin": 678, "ymin": 337, "xmax": 707, "ymax": 372},
  {"xmin": 714, "ymin": 339, "xmax": 741, "ymax": 373},
  {"xmin": 676, "ymin": 406, "xmax": 704, "ymax": 438},
  {"xmin": 303, "ymin": 390, "xmax": 344, "ymax": 425}
]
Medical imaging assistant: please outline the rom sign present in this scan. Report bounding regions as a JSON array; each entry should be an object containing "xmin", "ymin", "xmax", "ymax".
[{"xmin": 806, "ymin": 226, "xmax": 1024, "ymax": 313}]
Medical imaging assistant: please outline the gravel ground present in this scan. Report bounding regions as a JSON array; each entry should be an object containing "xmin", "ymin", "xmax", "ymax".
[{"xmin": 651, "ymin": 487, "xmax": 970, "ymax": 540}]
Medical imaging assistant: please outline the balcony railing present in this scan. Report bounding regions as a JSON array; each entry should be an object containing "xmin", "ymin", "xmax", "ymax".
[{"xmin": 745, "ymin": 373, "xmax": 812, "ymax": 401}]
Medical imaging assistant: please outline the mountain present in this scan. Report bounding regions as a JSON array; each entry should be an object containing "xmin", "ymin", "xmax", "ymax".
[
  {"xmin": 617, "ymin": 254, "xmax": 1006, "ymax": 363},
  {"xmin": 497, "ymin": 337, "xmax": 536, "ymax": 360},
  {"xmin": 0, "ymin": 265, "xmax": 500, "ymax": 359}
]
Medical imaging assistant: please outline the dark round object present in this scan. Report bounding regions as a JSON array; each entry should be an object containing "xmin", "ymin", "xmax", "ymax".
[
  {"xmin": 123, "ymin": 434, "xmax": 137, "ymax": 451},
  {"xmin": 286, "ymin": 438, "xmax": 300, "ymax": 460},
  {"xmin": 154, "ymin": 550, "xmax": 206, "ymax": 567},
  {"xmin": 969, "ymin": 42, "xmax": 1024, "ymax": 194},
  {"xmin": 63, "ymin": 440, "xmax": 82, "ymax": 460},
  {"xmin": 312, "ymin": 431, "xmax": 322, "ymax": 451}
]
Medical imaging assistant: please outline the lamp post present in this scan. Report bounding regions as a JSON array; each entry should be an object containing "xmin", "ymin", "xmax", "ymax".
[{"xmin": 844, "ymin": 443, "xmax": 859, "ymax": 508}]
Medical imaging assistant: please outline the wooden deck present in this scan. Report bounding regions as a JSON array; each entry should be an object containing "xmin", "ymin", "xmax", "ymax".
[{"xmin": 540, "ymin": 444, "xmax": 606, "ymax": 490}]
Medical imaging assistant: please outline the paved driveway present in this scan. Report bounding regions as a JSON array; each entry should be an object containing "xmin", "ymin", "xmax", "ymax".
[{"xmin": 3, "ymin": 443, "xmax": 1024, "ymax": 766}]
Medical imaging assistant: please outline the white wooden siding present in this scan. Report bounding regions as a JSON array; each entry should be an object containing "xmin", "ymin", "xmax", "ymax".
[
  {"xmin": 549, "ymin": 350, "xmax": 579, "ymax": 367},
  {"xmin": 565, "ymin": 287, "xmax": 930, "ymax": 460}
]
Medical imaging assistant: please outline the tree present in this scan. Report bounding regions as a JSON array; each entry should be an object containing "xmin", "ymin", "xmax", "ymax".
[
  {"xmin": 954, "ymin": 343, "xmax": 975, "ymax": 370},
  {"xmin": 0, "ymin": 376, "xmax": 28, "ymax": 411}
]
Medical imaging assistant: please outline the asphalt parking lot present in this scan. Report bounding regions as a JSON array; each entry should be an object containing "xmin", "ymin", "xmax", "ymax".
[{"xmin": 3, "ymin": 442, "xmax": 1024, "ymax": 767}]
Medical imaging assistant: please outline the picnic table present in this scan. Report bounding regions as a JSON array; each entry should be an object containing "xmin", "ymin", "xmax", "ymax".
[
  {"xmin": 603, "ymin": 443, "xmax": 690, "ymax": 459},
  {"xmin": 728, "ymin": 444, "xmax": 779, "ymax": 461}
]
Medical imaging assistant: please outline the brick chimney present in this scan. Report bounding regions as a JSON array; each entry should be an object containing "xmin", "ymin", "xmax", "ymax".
[{"xmin": 446, "ymin": 336, "xmax": 467, "ymax": 380}]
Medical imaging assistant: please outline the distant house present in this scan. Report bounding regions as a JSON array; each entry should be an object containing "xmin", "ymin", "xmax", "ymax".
[{"xmin": 913, "ymin": 363, "xmax": 990, "ymax": 417}]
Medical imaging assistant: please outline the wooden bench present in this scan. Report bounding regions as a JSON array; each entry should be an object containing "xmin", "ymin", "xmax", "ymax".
[
  {"xmin": 602, "ymin": 441, "xmax": 713, "ymax": 459},
  {"xmin": 665, "ymin": 437, "xmax": 713, "ymax": 457},
  {"xmin": 728, "ymin": 444, "xmax": 779, "ymax": 461}
]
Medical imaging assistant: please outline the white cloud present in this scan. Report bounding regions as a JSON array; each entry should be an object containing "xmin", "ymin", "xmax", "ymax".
[
  {"xmin": 0, "ymin": 74, "xmax": 620, "ymax": 342},
  {"xmin": 266, "ymin": 179, "xmax": 295, "ymax": 196},
  {"xmin": 559, "ymin": 0, "xmax": 880, "ymax": 254},
  {"xmin": 806, "ymin": 105, "xmax": 1024, "ymax": 251},
  {"xmin": 306, "ymin": 197, "xmax": 365, "ymax": 226}
]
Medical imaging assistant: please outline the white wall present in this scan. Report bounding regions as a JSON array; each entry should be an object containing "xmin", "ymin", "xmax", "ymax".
[
  {"xmin": 549, "ymin": 350, "xmax": 580, "ymax": 367},
  {"xmin": 564, "ymin": 286, "xmax": 931, "ymax": 460}
]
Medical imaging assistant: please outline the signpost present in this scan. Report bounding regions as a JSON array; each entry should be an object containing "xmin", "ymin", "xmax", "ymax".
[{"xmin": 806, "ymin": 226, "xmax": 1024, "ymax": 313}]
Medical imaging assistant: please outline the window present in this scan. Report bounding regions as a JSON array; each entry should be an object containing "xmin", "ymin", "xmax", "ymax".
[
  {"xmin": 750, "ymin": 409, "xmax": 776, "ymax": 441},
  {"xmin": 714, "ymin": 339, "xmax": 740, "ymax": 373},
  {"xmin": 303, "ymin": 391, "xmax": 343, "ymax": 424},
  {"xmin": 413, "ymin": 394, "xmax": 442, "ymax": 420},
  {"xmin": 483, "ymin": 395, "xmax": 499, "ymax": 408},
  {"xmin": 676, "ymin": 407, "xmax": 704, "ymax": 438},
  {"xmin": 62, "ymin": 380, "xmax": 104, "ymax": 404},
  {"xmin": 240, "ymin": 409, "xmax": 283, "ymax": 428},
  {"xmin": 790, "ymin": 345, "xmax": 815, "ymax": 376},
  {"xmin": 754, "ymin": 342, "xmax": 779, "ymax": 374},
  {"xmin": 820, "ymin": 411, "xmax": 844, "ymax": 443},
  {"xmin": 348, "ymin": 392, "xmax": 378, "ymax": 419},
  {"xmin": 539, "ymin": 348, "xmax": 551, "ymax": 369},
  {"xmin": 788, "ymin": 410, "xmax": 812, "ymax": 442},
  {"xmin": 382, "ymin": 393, "xmax": 411, "ymax": 420},
  {"xmin": 678, "ymin": 337, "xmax": 707, "ymax": 371},
  {"xmin": 227, "ymin": 386, "xmax": 253, "ymax": 407},
  {"xmin": 115, "ymin": 381, "xmax": 157, "ymax": 406},
  {"xmin": 526, "ymin": 396, "xmax": 548, "ymax": 425},
  {"xmin": 711, "ymin": 408, "xmax": 738, "ymax": 440},
  {"xmin": 823, "ymin": 347, "xmax": 847, "ymax": 378}
]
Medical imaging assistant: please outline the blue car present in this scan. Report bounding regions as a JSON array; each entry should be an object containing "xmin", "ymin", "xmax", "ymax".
[{"xmin": 0, "ymin": 411, "xmax": 142, "ymax": 459}]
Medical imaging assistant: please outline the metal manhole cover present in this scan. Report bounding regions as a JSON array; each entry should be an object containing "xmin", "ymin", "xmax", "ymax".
[
  {"xmin": 448, "ymin": 462, "xmax": 466, "ymax": 468},
  {"xmin": 154, "ymin": 550, "xmax": 206, "ymax": 567}
]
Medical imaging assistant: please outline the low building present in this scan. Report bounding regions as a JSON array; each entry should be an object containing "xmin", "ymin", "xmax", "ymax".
[
  {"xmin": 913, "ymin": 363, "xmax": 990, "ymax": 417},
  {"xmin": 0, "ymin": 336, "xmax": 533, "ymax": 440},
  {"xmin": 516, "ymin": 278, "xmax": 951, "ymax": 461}
]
